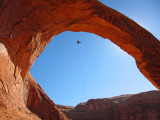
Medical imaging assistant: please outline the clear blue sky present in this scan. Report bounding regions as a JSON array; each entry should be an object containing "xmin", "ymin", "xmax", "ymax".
[{"xmin": 30, "ymin": 0, "xmax": 160, "ymax": 106}]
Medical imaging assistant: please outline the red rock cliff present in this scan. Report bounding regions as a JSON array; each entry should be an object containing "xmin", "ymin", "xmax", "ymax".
[
  {"xmin": 58, "ymin": 91, "xmax": 160, "ymax": 120},
  {"xmin": 24, "ymin": 73, "xmax": 68, "ymax": 120},
  {"xmin": 0, "ymin": 0, "xmax": 159, "ymax": 119}
]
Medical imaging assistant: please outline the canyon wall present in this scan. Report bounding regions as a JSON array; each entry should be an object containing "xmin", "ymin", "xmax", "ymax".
[
  {"xmin": 0, "ymin": 0, "xmax": 159, "ymax": 119},
  {"xmin": 58, "ymin": 91, "xmax": 160, "ymax": 120}
]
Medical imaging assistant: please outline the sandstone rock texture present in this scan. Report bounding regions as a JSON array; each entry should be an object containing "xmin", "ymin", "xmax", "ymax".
[
  {"xmin": 58, "ymin": 91, "xmax": 160, "ymax": 120},
  {"xmin": 0, "ymin": 0, "xmax": 159, "ymax": 119},
  {"xmin": 24, "ymin": 73, "xmax": 69, "ymax": 120}
]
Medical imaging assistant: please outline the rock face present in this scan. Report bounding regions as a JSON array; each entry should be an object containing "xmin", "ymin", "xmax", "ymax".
[
  {"xmin": 58, "ymin": 91, "xmax": 160, "ymax": 120},
  {"xmin": 24, "ymin": 73, "xmax": 69, "ymax": 120},
  {"xmin": 0, "ymin": 0, "xmax": 159, "ymax": 119}
]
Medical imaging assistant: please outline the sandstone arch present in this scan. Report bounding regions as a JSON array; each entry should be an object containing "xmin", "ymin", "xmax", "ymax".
[{"xmin": 0, "ymin": 0, "xmax": 159, "ymax": 120}]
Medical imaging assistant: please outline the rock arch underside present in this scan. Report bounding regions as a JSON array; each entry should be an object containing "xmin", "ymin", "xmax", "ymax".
[{"xmin": 0, "ymin": 0, "xmax": 160, "ymax": 120}]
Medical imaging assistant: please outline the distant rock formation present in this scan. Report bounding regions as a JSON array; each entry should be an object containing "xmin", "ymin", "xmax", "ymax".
[
  {"xmin": 58, "ymin": 91, "xmax": 160, "ymax": 120},
  {"xmin": 0, "ymin": 0, "xmax": 159, "ymax": 119}
]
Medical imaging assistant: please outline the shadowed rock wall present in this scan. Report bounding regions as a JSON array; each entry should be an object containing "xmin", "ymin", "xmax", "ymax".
[{"xmin": 58, "ymin": 91, "xmax": 160, "ymax": 120}]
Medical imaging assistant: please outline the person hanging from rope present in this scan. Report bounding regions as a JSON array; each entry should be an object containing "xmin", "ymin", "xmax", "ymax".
[{"xmin": 77, "ymin": 40, "xmax": 82, "ymax": 44}]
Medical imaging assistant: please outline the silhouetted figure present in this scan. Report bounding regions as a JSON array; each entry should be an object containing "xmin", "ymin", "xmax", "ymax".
[{"xmin": 77, "ymin": 40, "xmax": 82, "ymax": 44}]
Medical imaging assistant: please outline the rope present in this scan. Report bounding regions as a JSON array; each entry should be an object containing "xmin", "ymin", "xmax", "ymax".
[{"xmin": 76, "ymin": 35, "xmax": 87, "ymax": 102}]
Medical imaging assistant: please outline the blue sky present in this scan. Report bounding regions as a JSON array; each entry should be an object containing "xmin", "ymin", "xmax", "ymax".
[{"xmin": 30, "ymin": 0, "xmax": 159, "ymax": 106}]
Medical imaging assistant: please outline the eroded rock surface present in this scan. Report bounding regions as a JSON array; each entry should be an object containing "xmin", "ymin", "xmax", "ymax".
[
  {"xmin": 24, "ymin": 73, "xmax": 68, "ymax": 120},
  {"xmin": 58, "ymin": 91, "xmax": 160, "ymax": 120},
  {"xmin": 0, "ymin": 42, "xmax": 41, "ymax": 120},
  {"xmin": 0, "ymin": 0, "xmax": 159, "ymax": 119},
  {"xmin": 0, "ymin": 0, "xmax": 160, "ymax": 88}
]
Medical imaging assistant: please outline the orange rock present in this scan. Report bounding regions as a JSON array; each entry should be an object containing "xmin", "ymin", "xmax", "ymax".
[
  {"xmin": 0, "ymin": 0, "xmax": 159, "ymax": 119},
  {"xmin": 59, "ymin": 91, "xmax": 160, "ymax": 120},
  {"xmin": 24, "ymin": 73, "xmax": 69, "ymax": 120}
]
